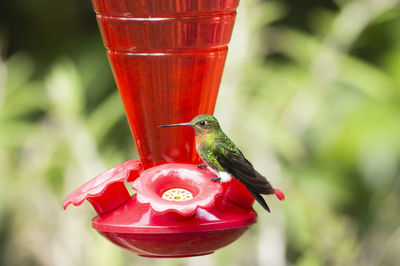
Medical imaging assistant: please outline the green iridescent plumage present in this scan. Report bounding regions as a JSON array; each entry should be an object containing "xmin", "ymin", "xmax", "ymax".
[{"xmin": 160, "ymin": 114, "xmax": 285, "ymax": 212}]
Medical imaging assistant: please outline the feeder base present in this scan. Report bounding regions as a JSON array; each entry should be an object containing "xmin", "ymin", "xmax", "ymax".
[
  {"xmin": 93, "ymin": 195, "xmax": 257, "ymax": 257},
  {"xmin": 139, "ymin": 252, "xmax": 214, "ymax": 258}
]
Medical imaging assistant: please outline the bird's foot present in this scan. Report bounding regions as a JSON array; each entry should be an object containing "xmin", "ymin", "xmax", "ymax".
[
  {"xmin": 211, "ymin": 176, "xmax": 221, "ymax": 183},
  {"xmin": 197, "ymin": 164, "xmax": 208, "ymax": 169}
]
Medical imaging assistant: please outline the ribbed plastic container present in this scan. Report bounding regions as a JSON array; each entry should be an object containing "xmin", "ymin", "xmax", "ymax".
[{"xmin": 93, "ymin": 0, "xmax": 239, "ymax": 168}]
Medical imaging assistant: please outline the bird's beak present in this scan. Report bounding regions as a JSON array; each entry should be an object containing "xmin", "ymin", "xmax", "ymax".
[{"xmin": 159, "ymin": 122, "xmax": 193, "ymax": 128}]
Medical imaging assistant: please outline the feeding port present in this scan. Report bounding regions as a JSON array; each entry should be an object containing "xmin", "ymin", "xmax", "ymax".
[{"xmin": 162, "ymin": 188, "xmax": 194, "ymax": 201}]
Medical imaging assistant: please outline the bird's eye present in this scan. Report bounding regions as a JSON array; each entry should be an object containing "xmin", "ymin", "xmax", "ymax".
[{"xmin": 199, "ymin": 121, "xmax": 207, "ymax": 126}]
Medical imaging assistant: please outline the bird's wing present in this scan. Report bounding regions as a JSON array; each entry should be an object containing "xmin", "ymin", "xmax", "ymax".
[
  {"xmin": 213, "ymin": 137, "xmax": 275, "ymax": 195},
  {"xmin": 248, "ymin": 189, "xmax": 271, "ymax": 212}
]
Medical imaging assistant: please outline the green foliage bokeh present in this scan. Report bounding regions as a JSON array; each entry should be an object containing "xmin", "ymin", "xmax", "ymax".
[{"xmin": 1, "ymin": 0, "xmax": 400, "ymax": 265}]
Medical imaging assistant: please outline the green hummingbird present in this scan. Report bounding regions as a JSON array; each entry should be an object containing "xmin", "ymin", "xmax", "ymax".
[{"xmin": 160, "ymin": 114, "xmax": 285, "ymax": 212}]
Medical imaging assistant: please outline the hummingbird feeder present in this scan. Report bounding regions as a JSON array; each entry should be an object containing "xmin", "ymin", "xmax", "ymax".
[{"xmin": 64, "ymin": 0, "xmax": 260, "ymax": 257}]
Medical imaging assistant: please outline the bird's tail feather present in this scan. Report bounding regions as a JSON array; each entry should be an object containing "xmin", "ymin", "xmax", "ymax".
[{"xmin": 248, "ymin": 190, "xmax": 271, "ymax": 212}]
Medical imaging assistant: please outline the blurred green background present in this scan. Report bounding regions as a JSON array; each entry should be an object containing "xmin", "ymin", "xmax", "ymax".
[{"xmin": 1, "ymin": 0, "xmax": 400, "ymax": 265}]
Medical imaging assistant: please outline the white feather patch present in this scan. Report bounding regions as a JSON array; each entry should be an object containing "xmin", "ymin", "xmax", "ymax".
[{"xmin": 218, "ymin": 172, "xmax": 232, "ymax": 183}]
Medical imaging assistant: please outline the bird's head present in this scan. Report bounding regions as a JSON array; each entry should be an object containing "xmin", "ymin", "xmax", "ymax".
[{"xmin": 159, "ymin": 114, "xmax": 221, "ymax": 136}]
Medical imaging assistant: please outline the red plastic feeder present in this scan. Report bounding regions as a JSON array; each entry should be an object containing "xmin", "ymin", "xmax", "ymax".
[{"xmin": 64, "ymin": 0, "xmax": 259, "ymax": 257}]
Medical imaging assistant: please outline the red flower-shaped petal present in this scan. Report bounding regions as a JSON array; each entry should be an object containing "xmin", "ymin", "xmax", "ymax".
[
  {"xmin": 63, "ymin": 159, "xmax": 142, "ymax": 215},
  {"xmin": 132, "ymin": 163, "xmax": 223, "ymax": 216}
]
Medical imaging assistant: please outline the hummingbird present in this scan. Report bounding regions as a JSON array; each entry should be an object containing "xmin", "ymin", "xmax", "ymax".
[{"xmin": 159, "ymin": 114, "xmax": 285, "ymax": 212}]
